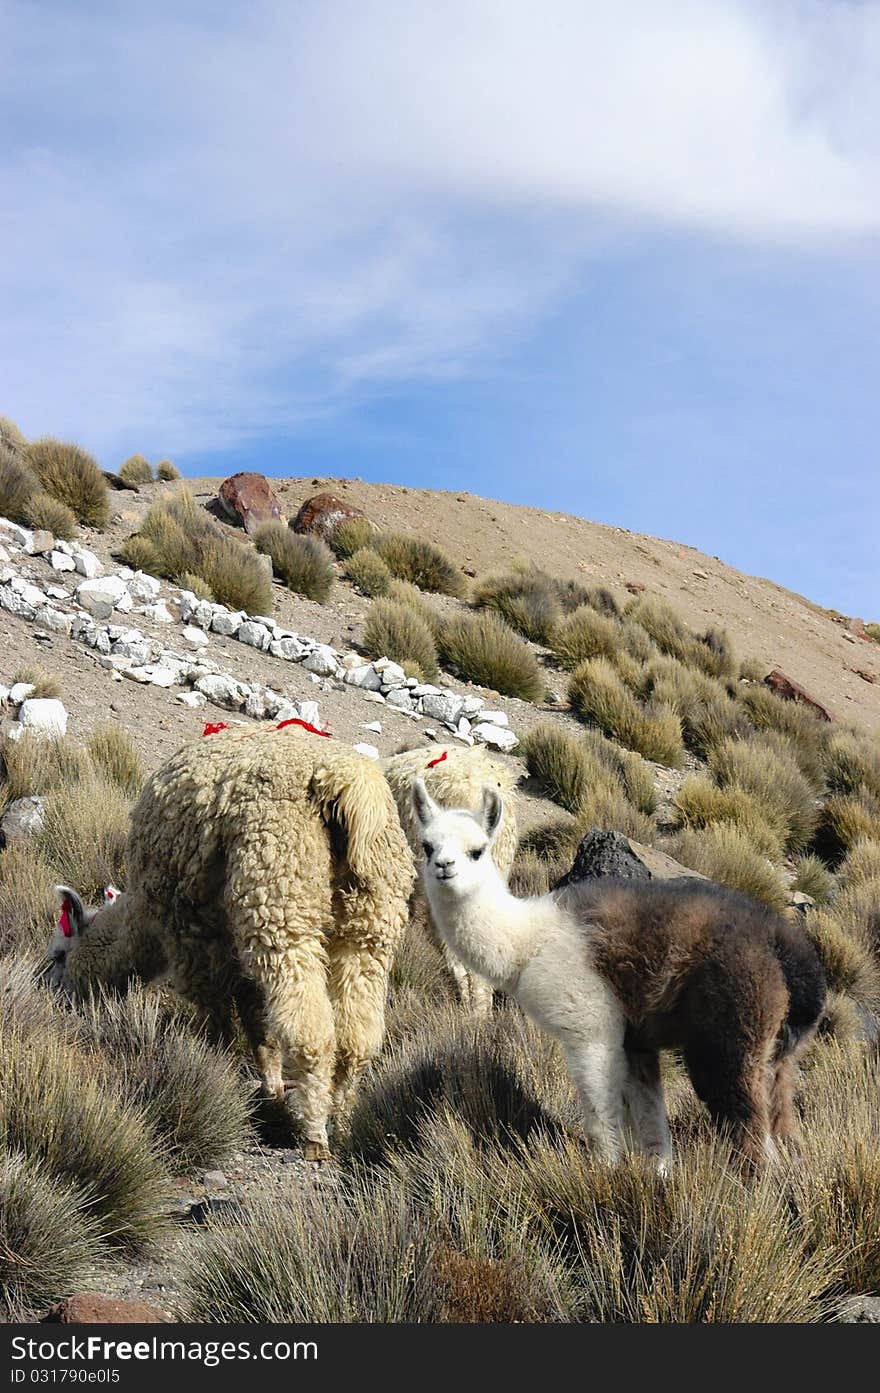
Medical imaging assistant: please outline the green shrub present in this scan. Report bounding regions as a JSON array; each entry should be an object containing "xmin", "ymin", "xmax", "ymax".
[
  {"xmin": 0, "ymin": 1151, "xmax": 104, "ymax": 1319},
  {"xmin": 345, "ymin": 547, "xmax": 392, "ymax": 597},
  {"xmin": 0, "ymin": 448, "xmax": 38, "ymax": 522},
  {"xmin": 550, "ymin": 605, "xmax": 619, "ymax": 669},
  {"xmin": 790, "ymin": 854, "xmax": 836, "ymax": 906},
  {"xmin": 27, "ymin": 438, "xmax": 109, "ymax": 528},
  {"xmin": 709, "ymin": 735, "xmax": 819, "ymax": 854},
  {"xmin": 22, "ymin": 490, "xmax": 77, "ymax": 541},
  {"xmin": 568, "ymin": 657, "xmax": 684, "ymax": 767},
  {"xmin": 472, "ymin": 571, "xmax": 560, "ymax": 642},
  {"xmin": 134, "ymin": 487, "xmax": 272, "ymax": 614},
  {"xmin": 374, "ymin": 533, "xmax": 466, "ymax": 597},
  {"xmin": 328, "ymin": 515, "xmax": 373, "ymax": 559},
  {"xmin": 673, "ymin": 777, "xmax": 786, "ymax": 861},
  {"xmin": 253, "ymin": 522, "xmax": 334, "ymax": 602},
  {"xmin": 362, "ymin": 599, "xmax": 439, "ymax": 680},
  {"xmin": 668, "ymin": 825, "xmax": 788, "ymax": 911},
  {"xmin": 156, "ymin": 459, "xmax": 180, "ymax": 481},
  {"xmin": 119, "ymin": 454, "xmax": 153, "ymax": 485},
  {"xmin": 866, "ymin": 623, "xmax": 880, "ymax": 644},
  {"xmin": 88, "ymin": 724, "xmax": 144, "ymax": 797},
  {"xmin": 437, "ymin": 611, "xmax": 545, "ymax": 702}
]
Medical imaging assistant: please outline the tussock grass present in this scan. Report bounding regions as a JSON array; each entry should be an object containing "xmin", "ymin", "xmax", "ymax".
[
  {"xmin": 87, "ymin": 724, "xmax": 144, "ymax": 797},
  {"xmin": 709, "ymin": 735, "xmax": 820, "ymax": 854},
  {"xmin": 639, "ymin": 655, "xmax": 745, "ymax": 757},
  {"xmin": 156, "ymin": 459, "xmax": 180, "ymax": 481},
  {"xmin": 81, "ymin": 991, "xmax": 251, "ymax": 1172},
  {"xmin": 118, "ymin": 534, "xmax": 160, "ymax": 574},
  {"xmin": 119, "ymin": 454, "xmax": 153, "ymax": 485},
  {"xmin": 253, "ymin": 522, "xmax": 334, "ymax": 603},
  {"xmin": 35, "ymin": 773, "xmax": 131, "ymax": 902},
  {"xmin": 668, "ymin": 826, "xmax": 788, "ymax": 912},
  {"xmin": 738, "ymin": 687, "xmax": 828, "ymax": 786},
  {"xmin": 825, "ymin": 731, "xmax": 880, "ymax": 803},
  {"xmin": 521, "ymin": 722, "xmax": 615, "ymax": 814},
  {"xmin": 838, "ymin": 838, "xmax": 880, "ymax": 890},
  {"xmin": 509, "ymin": 849, "xmax": 554, "ymax": 898},
  {"xmin": 374, "ymin": 533, "xmax": 466, "ymax": 598},
  {"xmin": 328, "ymin": 515, "xmax": 373, "ymax": 559},
  {"xmin": 673, "ymin": 777, "xmax": 786, "ymax": 862},
  {"xmin": 0, "ymin": 1022, "xmax": 169, "ymax": 1248},
  {"xmin": 520, "ymin": 724, "xmax": 656, "ymax": 838},
  {"xmin": 0, "ymin": 731, "xmax": 90, "ymax": 809},
  {"xmin": 790, "ymin": 854, "xmax": 836, "ymax": 906},
  {"xmin": 0, "ymin": 449, "xmax": 38, "ymax": 523},
  {"xmin": 866, "ymin": 622, "xmax": 880, "ymax": 644},
  {"xmin": 626, "ymin": 596, "xmax": 736, "ymax": 682},
  {"xmin": 566, "ymin": 583, "xmax": 621, "ymax": 619},
  {"xmin": 27, "ymin": 438, "xmax": 109, "ymax": 528},
  {"xmin": 815, "ymin": 792, "xmax": 880, "ymax": 866},
  {"xmin": 0, "ymin": 1151, "xmax": 104, "ymax": 1319},
  {"xmin": 178, "ymin": 571, "xmax": 214, "ymax": 601},
  {"xmin": 834, "ymin": 879, "xmax": 880, "ymax": 947},
  {"xmin": 0, "ymin": 416, "xmax": 27, "ymax": 454},
  {"xmin": 362, "ymin": 599, "xmax": 439, "ymax": 680},
  {"xmin": 10, "ymin": 664, "xmax": 61, "ymax": 700},
  {"xmin": 22, "ymin": 490, "xmax": 77, "ymax": 541},
  {"xmin": 386, "ymin": 578, "xmax": 442, "ymax": 633},
  {"xmin": 130, "ymin": 487, "xmax": 273, "ymax": 614},
  {"xmin": 739, "ymin": 656, "xmax": 768, "ymax": 682},
  {"xmin": 575, "ymin": 787, "xmax": 656, "ymax": 844},
  {"xmin": 549, "ymin": 605, "xmax": 619, "ymax": 670},
  {"xmin": 569, "ymin": 657, "xmax": 684, "ymax": 767},
  {"xmin": 0, "ymin": 845, "xmax": 59, "ymax": 955},
  {"xmin": 472, "ymin": 570, "xmax": 560, "ymax": 643},
  {"xmin": 345, "ymin": 546, "xmax": 391, "ymax": 597},
  {"xmin": 437, "ymin": 611, "xmax": 545, "ymax": 702},
  {"xmin": 802, "ymin": 911, "xmax": 880, "ymax": 1014}
]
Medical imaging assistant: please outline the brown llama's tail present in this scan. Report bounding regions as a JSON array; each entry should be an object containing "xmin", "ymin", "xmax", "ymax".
[{"xmin": 772, "ymin": 920, "xmax": 826, "ymax": 1057}]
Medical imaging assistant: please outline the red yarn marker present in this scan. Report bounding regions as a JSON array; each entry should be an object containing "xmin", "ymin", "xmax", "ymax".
[
  {"xmin": 276, "ymin": 718, "xmax": 331, "ymax": 737},
  {"xmin": 202, "ymin": 721, "xmax": 229, "ymax": 736},
  {"xmin": 58, "ymin": 898, "xmax": 73, "ymax": 938},
  {"xmin": 426, "ymin": 750, "xmax": 448, "ymax": 769}
]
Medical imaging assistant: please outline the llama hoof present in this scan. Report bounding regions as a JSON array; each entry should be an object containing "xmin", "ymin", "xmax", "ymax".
[{"xmin": 303, "ymin": 1141, "xmax": 332, "ymax": 1163}]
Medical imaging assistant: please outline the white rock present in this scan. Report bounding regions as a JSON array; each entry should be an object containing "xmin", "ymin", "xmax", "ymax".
[
  {"xmin": 122, "ymin": 666, "xmax": 152, "ymax": 684},
  {"xmin": 460, "ymin": 696, "xmax": 485, "ymax": 717},
  {"xmin": 420, "ymin": 692, "xmax": 465, "ymax": 724},
  {"xmin": 361, "ymin": 721, "xmax": 382, "ymax": 734},
  {"xmin": 53, "ymin": 539, "xmax": 74, "ymax": 556},
  {"xmin": 178, "ymin": 590, "xmax": 198, "ymax": 622},
  {"xmin": 18, "ymin": 697, "xmax": 68, "ymax": 737},
  {"xmin": 476, "ymin": 710, "xmax": 509, "ymax": 727},
  {"xmin": 245, "ymin": 690, "xmax": 268, "ymax": 719},
  {"xmin": 46, "ymin": 586, "xmax": 70, "ymax": 600},
  {"xmin": 181, "ymin": 625, "xmax": 210, "ymax": 650},
  {"xmin": 143, "ymin": 600, "xmax": 173, "ymax": 623},
  {"xmin": 49, "ymin": 550, "xmax": 76, "ymax": 572},
  {"xmin": 144, "ymin": 665, "xmax": 177, "ymax": 688},
  {"xmin": 303, "ymin": 645, "xmax": 340, "ymax": 677},
  {"xmin": 344, "ymin": 664, "xmax": 382, "ymax": 691},
  {"xmin": 9, "ymin": 682, "xmax": 36, "ymax": 704},
  {"xmin": 1, "ymin": 794, "xmax": 45, "ymax": 842},
  {"xmin": 75, "ymin": 575, "xmax": 129, "ymax": 618},
  {"xmin": 113, "ymin": 630, "xmax": 151, "ymax": 664},
  {"xmin": 11, "ymin": 579, "xmax": 47, "ymax": 608},
  {"xmin": 195, "ymin": 674, "xmax": 247, "ymax": 710},
  {"xmin": 237, "ymin": 620, "xmax": 271, "ymax": 651},
  {"xmin": 93, "ymin": 629, "xmax": 112, "ymax": 655},
  {"xmin": 362, "ymin": 690, "xmax": 386, "ymax": 705},
  {"xmin": 456, "ymin": 717, "xmax": 472, "ymax": 737},
  {"xmin": 376, "ymin": 660, "xmax": 407, "ymax": 686},
  {"xmin": 0, "ymin": 519, "xmax": 34, "ymax": 550},
  {"xmin": 297, "ymin": 701, "xmax": 321, "ymax": 728},
  {"xmin": 155, "ymin": 653, "xmax": 191, "ymax": 683},
  {"xmin": 0, "ymin": 685, "xmax": 9, "ymax": 704},
  {"xmin": 0, "ymin": 585, "xmax": 35, "ymax": 619},
  {"xmin": 176, "ymin": 690, "xmax": 207, "ymax": 709},
  {"xmin": 412, "ymin": 683, "xmax": 442, "ymax": 698},
  {"xmin": 453, "ymin": 730, "xmax": 475, "ymax": 745},
  {"xmin": 127, "ymin": 570, "xmax": 162, "ymax": 601},
  {"xmin": 190, "ymin": 599, "xmax": 214, "ymax": 631},
  {"xmin": 354, "ymin": 742, "xmax": 380, "ymax": 760},
  {"xmin": 116, "ymin": 590, "xmax": 133, "ymax": 614},
  {"xmin": 116, "ymin": 567, "xmax": 134, "ymax": 580},
  {"xmin": 210, "ymin": 609, "xmax": 246, "ymax": 637},
  {"xmin": 4, "ymin": 724, "xmax": 24, "ymax": 742},
  {"xmin": 34, "ymin": 606, "xmax": 72, "ymax": 635},
  {"xmin": 340, "ymin": 651, "xmax": 365, "ymax": 670},
  {"xmin": 472, "ymin": 723, "xmax": 519, "ymax": 751},
  {"xmin": 385, "ymin": 688, "xmax": 415, "ymax": 712},
  {"xmin": 269, "ymin": 636, "xmax": 307, "ymax": 661},
  {"xmin": 0, "ymin": 543, "xmax": 10, "ymax": 564},
  {"xmin": 73, "ymin": 549, "xmax": 103, "ymax": 579},
  {"xmin": 99, "ymin": 654, "xmax": 133, "ymax": 672}
]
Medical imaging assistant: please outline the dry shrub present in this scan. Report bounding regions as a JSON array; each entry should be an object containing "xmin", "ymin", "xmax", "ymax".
[
  {"xmin": 345, "ymin": 546, "xmax": 391, "ymax": 597},
  {"xmin": 133, "ymin": 487, "xmax": 272, "ymax": 614},
  {"xmin": 156, "ymin": 459, "xmax": 180, "ymax": 481},
  {"xmin": 568, "ymin": 657, "xmax": 684, "ymax": 767},
  {"xmin": 549, "ymin": 605, "xmax": 619, "ymax": 669},
  {"xmin": 838, "ymin": 838, "xmax": 880, "ymax": 889},
  {"xmin": 738, "ymin": 686, "xmax": 828, "ymax": 785},
  {"xmin": 374, "ymin": 532, "xmax": 466, "ymax": 597},
  {"xmin": 709, "ymin": 735, "xmax": 819, "ymax": 853},
  {"xmin": 801, "ymin": 910, "xmax": 880, "ymax": 1014},
  {"xmin": 834, "ymin": 879, "xmax": 880, "ymax": 949},
  {"xmin": 27, "ymin": 438, "xmax": 109, "ymax": 528},
  {"xmin": 328, "ymin": 515, "xmax": 373, "ymax": 559},
  {"xmin": 253, "ymin": 522, "xmax": 334, "ymax": 602},
  {"xmin": 0, "ymin": 1151, "xmax": 104, "ymax": 1319},
  {"xmin": 865, "ymin": 622, "xmax": 880, "ymax": 644},
  {"xmin": 1, "ymin": 731, "xmax": 90, "ymax": 809},
  {"xmin": 0, "ymin": 448, "xmax": 38, "ymax": 522},
  {"xmin": 640, "ymin": 656, "xmax": 745, "ymax": 757},
  {"xmin": 815, "ymin": 792, "xmax": 880, "ymax": 866},
  {"xmin": 178, "ymin": 571, "xmax": 214, "ymax": 601},
  {"xmin": 35, "ymin": 773, "xmax": 131, "ymax": 902},
  {"xmin": 119, "ymin": 454, "xmax": 153, "ymax": 485},
  {"xmin": 473, "ymin": 570, "xmax": 560, "ymax": 643},
  {"xmin": 22, "ymin": 490, "xmax": 77, "ymax": 541},
  {"xmin": 790, "ymin": 854, "xmax": 836, "ymax": 906},
  {"xmin": 825, "ymin": 731, "xmax": 880, "ymax": 803},
  {"xmin": 509, "ymin": 848, "xmax": 553, "ymax": 898},
  {"xmin": 0, "ymin": 416, "xmax": 27, "ymax": 455},
  {"xmin": 565, "ymin": 583, "xmax": 621, "ymax": 619},
  {"xmin": 668, "ymin": 825, "xmax": 788, "ymax": 912},
  {"xmin": 118, "ymin": 534, "xmax": 160, "ymax": 573},
  {"xmin": 521, "ymin": 722, "xmax": 615, "ymax": 814},
  {"xmin": 739, "ymin": 656, "xmax": 768, "ymax": 682},
  {"xmin": 626, "ymin": 596, "xmax": 736, "ymax": 681},
  {"xmin": 437, "ymin": 611, "xmax": 545, "ymax": 702},
  {"xmin": 87, "ymin": 724, "xmax": 144, "ymax": 797},
  {"xmin": 9, "ymin": 664, "xmax": 61, "ymax": 700},
  {"xmin": 386, "ymin": 578, "xmax": 442, "ymax": 633},
  {"xmin": 673, "ymin": 777, "xmax": 786, "ymax": 861},
  {"xmin": 362, "ymin": 599, "xmax": 439, "ymax": 680},
  {"xmin": 0, "ymin": 844, "xmax": 58, "ymax": 956}
]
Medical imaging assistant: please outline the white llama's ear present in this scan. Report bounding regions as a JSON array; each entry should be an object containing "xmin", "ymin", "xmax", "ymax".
[
  {"xmin": 480, "ymin": 785, "xmax": 503, "ymax": 841},
  {"xmin": 412, "ymin": 778, "xmax": 439, "ymax": 828},
  {"xmin": 54, "ymin": 884, "xmax": 92, "ymax": 938}
]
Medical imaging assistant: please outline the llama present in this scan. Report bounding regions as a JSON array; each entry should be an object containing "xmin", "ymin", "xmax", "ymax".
[
  {"xmin": 412, "ymin": 778, "xmax": 825, "ymax": 1170},
  {"xmin": 48, "ymin": 724, "xmax": 415, "ymax": 1160},
  {"xmin": 383, "ymin": 743, "xmax": 518, "ymax": 1014}
]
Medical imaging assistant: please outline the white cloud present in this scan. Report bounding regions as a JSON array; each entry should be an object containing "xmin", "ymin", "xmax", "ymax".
[{"xmin": 1, "ymin": 0, "xmax": 878, "ymax": 457}]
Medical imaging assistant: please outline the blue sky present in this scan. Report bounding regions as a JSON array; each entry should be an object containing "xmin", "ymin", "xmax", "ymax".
[{"xmin": 2, "ymin": 1, "xmax": 878, "ymax": 613}]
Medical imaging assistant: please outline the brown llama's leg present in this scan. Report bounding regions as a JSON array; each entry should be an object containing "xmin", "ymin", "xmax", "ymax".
[
  {"xmin": 684, "ymin": 1035, "xmax": 775, "ymax": 1171},
  {"xmin": 623, "ymin": 1047, "xmax": 672, "ymax": 1172},
  {"xmin": 769, "ymin": 1054, "xmax": 800, "ymax": 1141}
]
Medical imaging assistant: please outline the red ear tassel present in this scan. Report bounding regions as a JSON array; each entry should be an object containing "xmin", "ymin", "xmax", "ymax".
[
  {"xmin": 58, "ymin": 898, "xmax": 73, "ymax": 938},
  {"xmin": 202, "ymin": 721, "xmax": 229, "ymax": 736},
  {"xmin": 276, "ymin": 718, "xmax": 331, "ymax": 737},
  {"xmin": 426, "ymin": 750, "xmax": 448, "ymax": 769}
]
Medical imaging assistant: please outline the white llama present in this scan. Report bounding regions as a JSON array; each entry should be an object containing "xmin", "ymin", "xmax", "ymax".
[{"xmin": 412, "ymin": 779, "xmax": 825, "ymax": 1170}]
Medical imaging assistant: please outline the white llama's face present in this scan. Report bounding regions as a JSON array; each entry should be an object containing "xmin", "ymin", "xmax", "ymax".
[{"xmin": 412, "ymin": 779, "xmax": 502, "ymax": 898}]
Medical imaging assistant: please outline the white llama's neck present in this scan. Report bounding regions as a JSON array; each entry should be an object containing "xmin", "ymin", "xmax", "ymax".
[{"xmin": 425, "ymin": 864, "xmax": 543, "ymax": 992}]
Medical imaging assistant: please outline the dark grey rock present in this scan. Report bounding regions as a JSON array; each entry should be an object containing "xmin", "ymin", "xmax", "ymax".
[{"xmin": 553, "ymin": 828, "xmax": 705, "ymax": 891}]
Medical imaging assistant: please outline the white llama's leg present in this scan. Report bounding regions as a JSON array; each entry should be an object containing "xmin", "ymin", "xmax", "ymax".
[
  {"xmin": 622, "ymin": 1050, "xmax": 672, "ymax": 1173},
  {"xmin": 561, "ymin": 1035, "xmax": 629, "ymax": 1164},
  {"xmin": 442, "ymin": 943, "xmax": 492, "ymax": 1016},
  {"xmin": 327, "ymin": 940, "xmax": 389, "ymax": 1118}
]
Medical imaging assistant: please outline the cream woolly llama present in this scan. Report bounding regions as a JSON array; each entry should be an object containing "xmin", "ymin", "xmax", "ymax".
[
  {"xmin": 383, "ymin": 743, "xmax": 518, "ymax": 1013},
  {"xmin": 412, "ymin": 779, "xmax": 825, "ymax": 1171},
  {"xmin": 49, "ymin": 725, "xmax": 415, "ymax": 1159}
]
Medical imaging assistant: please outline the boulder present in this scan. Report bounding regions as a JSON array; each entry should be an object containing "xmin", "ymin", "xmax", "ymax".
[
  {"xmin": 195, "ymin": 674, "xmax": 248, "ymax": 710},
  {"xmin": 0, "ymin": 519, "xmax": 34, "ymax": 551},
  {"xmin": 211, "ymin": 608, "xmax": 246, "ymax": 637},
  {"xmin": 75, "ymin": 575, "xmax": 129, "ymax": 619},
  {"xmin": 343, "ymin": 664, "xmax": 382, "ymax": 691},
  {"xmin": 217, "ymin": 471, "xmax": 285, "ymax": 535},
  {"xmin": 181, "ymin": 625, "xmax": 210, "ymax": 650},
  {"xmin": 29, "ymin": 530, "xmax": 54, "ymax": 556},
  {"xmin": 9, "ymin": 682, "xmax": 36, "ymax": 704},
  {"xmin": 237, "ymin": 619, "xmax": 272, "ymax": 650},
  {"xmin": 34, "ymin": 605, "xmax": 72, "ymax": 635},
  {"xmin": 17, "ymin": 698, "xmax": 69, "ymax": 738},
  {"xmin": 143, "ymin": 599, "xmax": 173, "ymax": 623},
  {"xmin": 554, "ymin": 828, "xmax": 706, "ymax": 892},
  {"xmin": 49, "ymin": 550, "xmax": 76, "ymax": 572},
  {"xmin": 176, "ymin": 690, "xmax": 207, "ymax": 708},
  {"xmin": 303, "ymin": 645, "xmax": 340, "ymax": 678},
  {"xmin": 0, "ymin": 584, "xmax": 36, "ymax": 619},
  {"xmin": 1, "ymin": 795, "xmax": 45, "ymax": 844},
  {"xmin": 421, "ymin": 692, "xmax": 465, "ymax": 724},
  {"xmin": 127, "ymin": 570, "xmax": 162, "ymax": 601},
  {"xmin": 764, "ymin": 669, "xmax": 834, "ymax": 722},
  {"xmin": 269, "ymin": 636, "xmax": 307, "ymax": 661},
  {"xmin": 43, "ymin": 1295, "xmax": 166, "ymax": 1324},
  {"xmin": 73, "ymin": 548, "xmax": 103, "ymax": 579},
  {"xmin": 290, "ymin": 492, "xmax": 367, "ymax": 542},
  {"xmin": 471, "ymin": 722, "xmax": 518, "ymax": 751}
]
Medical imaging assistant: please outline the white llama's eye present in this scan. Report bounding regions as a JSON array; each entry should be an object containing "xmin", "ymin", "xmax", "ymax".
[
  {"xmin": 469, "ymin": 846, "xmax": 485, "ymax": 861},
  {"xmin": 422, "ymin": 842, "xmax": 433, "ymax": 859}
]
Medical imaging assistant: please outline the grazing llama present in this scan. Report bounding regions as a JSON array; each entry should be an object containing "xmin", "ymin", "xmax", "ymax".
[
  {"xmin": 412, "ymin": 779, "xmax": 825, "ymax": 1170},
  {"xmin": 48, "ymin": 724, "xmax": 414, "ymax": 1160},
  {"xmin": 383, "ymin": 743, "xmax": 518, "ymax": 1014}
]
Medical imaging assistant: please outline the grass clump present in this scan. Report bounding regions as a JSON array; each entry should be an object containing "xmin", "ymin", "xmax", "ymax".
[
  {"xmin": 709, "ymin": 735, "xmax": 820, "ymax": 854},
  {"xmin": 10, "ymin": 664, "xmax": 62, "ymax": 700},
  {"xmin": 328, "ymin": 515, "xmax": 373, "ymax": 559},
  {"xmin": 673, "ymin": 777, "xmax": 786, "ymax": 862},
  {"xmin": 0, "ymin": 844, "xmax": 59, "ymax": 956},
  {"xmin": 0, "ymin": 416, "xmax": 27, "ymax": 455},
  {"xmin": 569, "ymin": 657, "xmax": 684, "ymax": 767},
  {"xmin": 0, "ymin": 731, "xmax": 90, "ymax": 810},
  {"xmin": 22, "ymin": 491, "xmax": 77, "ymax": 541},
  {"xmin": 35, "ymin": 773, "xmax": 131, "ymax": 903},
  {"xmin": 824, "ymin": 731, "xmax": 880, "ymax": 803},
  {"xmin": 521, "ymin": 723, "xmax": 615, "ymax": 815},
  {"xmin": 815, "ymin": 792, "xmax": 880, "ymax": 866},
  {"xmin": 345, "ymin": 546, "xmax": 391, "ymax": 597},
  {"xmin": 865, "ymin": 622, "xmax": 880, "ymax": 644},
  {"xmin": 549, "ymin": 605, "xmax": 620, "ymax": 670},
  {"xmin": 27, "ymin": 438, "xmax": 109, "ymax": 528},
  {"xmin": 119, "ymin": 454, "xmax": 153, "ymax": 485},
  {"xmin": 374, "ymin": 533, "xmax": 466, "ymax": 598},
  {"xmin": 0, "ymin": 1151, "xmax": 104, "ymax": 1319},
  {"xmin": 437, "ymin": 611, "xmax": 545, "ymax": 702},
  {"xmin": 118, "ymin": 534, "xmax": 160, "ymax": 573},
  {"xmin": 838, "ymin": 838, "xmax": 880, "ymax": 890},
  {"xmin": 738, "ymin": 686, "xmax": 828, "ymax": 785},
  {"xmin": 362, "ymin": 599, "xmax": 439, "ymax": 680},
  {"xmin": 0, "ymin": 448, "xmax": 38, "ymax": 522},
  {"xmin": 131, "ymin": 487, "xmax": 273, "ymax": 614},
  {"xmin": 472, "ymin": 570, "xmax": 560, "ymax": 643},
  {"xmin": 668, "ymin": 825, "xmax": 788, "ymax": 911},
  {"xmin": 626, "ymin": 596, "xmax": 736, "ymax": 682},
  {"xmin": 802, "ymin": 911, "xmax": 880, "ymax": 1019},
  {"xmin": 156, "ymin": 459, "xmax": 180, "ymax": 481},
  {"xmin": 87, "ymin": 724, "xmax": 144, "ymax": 797},
  {"xmin": 253, "ymin": 522, "xmax": 334, "ymax": 603},
  {"xmin": 790, "ymin": 854, "xmax": 836, "ymax": 906}
]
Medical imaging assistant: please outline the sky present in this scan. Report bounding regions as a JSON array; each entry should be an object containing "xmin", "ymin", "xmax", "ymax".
[{"xmin": 1, "ymin": 0, "xmax": 878, "ymax": 613}]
